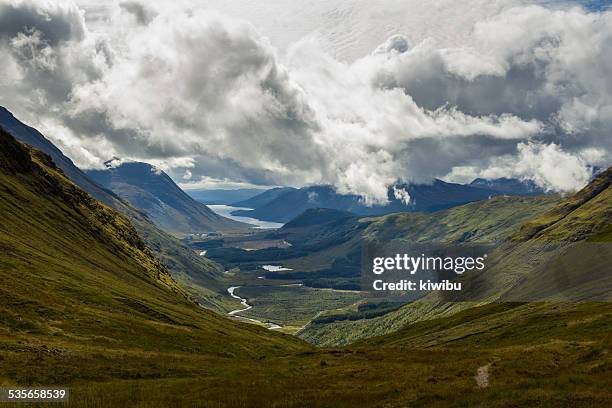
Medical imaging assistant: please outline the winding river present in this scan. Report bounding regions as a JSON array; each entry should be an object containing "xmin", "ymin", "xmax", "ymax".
[{"xmin": 227, "ymin": 286, "xmax": 281, "ymax": 330}]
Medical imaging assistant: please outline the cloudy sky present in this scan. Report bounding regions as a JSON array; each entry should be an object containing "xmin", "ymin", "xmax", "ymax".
[{"xmin": 0, "ymin": 0, "xmax": 610, "ymax": 203}]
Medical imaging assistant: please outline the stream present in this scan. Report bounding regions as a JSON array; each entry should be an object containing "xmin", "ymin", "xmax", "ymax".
[{"xmin": 227, "ymin": 286, "xmax": 281, "ymax": 330}]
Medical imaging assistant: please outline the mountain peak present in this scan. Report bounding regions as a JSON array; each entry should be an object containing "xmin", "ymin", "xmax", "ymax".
[{"xmin": 87, "ymin": 160, "xmax": 250, "ymax": 233}]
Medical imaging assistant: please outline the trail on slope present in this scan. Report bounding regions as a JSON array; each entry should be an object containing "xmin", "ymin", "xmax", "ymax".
[{"xmin": 475, "ymin": 363, "xmax": 491, "ymax": 388}]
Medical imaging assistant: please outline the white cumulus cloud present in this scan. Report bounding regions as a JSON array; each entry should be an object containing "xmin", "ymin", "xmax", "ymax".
[{"xmin": 0, "ymin": 0, "xmax": 610, "ymax": 203}]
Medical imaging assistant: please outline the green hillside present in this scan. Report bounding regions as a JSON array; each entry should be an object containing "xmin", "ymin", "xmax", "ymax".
[
  {"xmin": 21, "ymin": 299, "xmax": 610, "ymax": 408},
  {"xmin": 511, "ymin": 167, "xmax": 612, "ymax": 242},
  {"xmin": 300, "ymin": 174, "xmax": 611, "ymax": 346},
  {"xmin": 0, "ymin": 107, "xmax": 235, "ymax": 312},
  {"xmin": 363, "ymin": 194, "xmax": 560, "ymax": 244},
  {"xmin": 299, "ymin": 195, "xmax": 559, "ymax": 345},
  {"xmin": 128, "ymin": 216, "xmax": 237, "ymax": 312},
  {"xmin": 356, "ymin": 301, "xmax": 612, "ymax": 407},
  {"xmin": 1, "ymin": 129, "xmax": 610, "ymax": 407},
  {"xmin": 0, "ymin": 128, "xmax": 306, "ymax": 377}
]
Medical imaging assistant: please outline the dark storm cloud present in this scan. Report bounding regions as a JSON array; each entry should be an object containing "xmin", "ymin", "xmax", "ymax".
[{"xmin": 0, "ymin": 1, "xmax": 85, "ymax": 44}]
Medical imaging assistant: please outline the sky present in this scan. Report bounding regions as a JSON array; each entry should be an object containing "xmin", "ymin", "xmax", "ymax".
[{"xmin": 0, "ymin": 0, "xmax": 611, "ymax": 202}]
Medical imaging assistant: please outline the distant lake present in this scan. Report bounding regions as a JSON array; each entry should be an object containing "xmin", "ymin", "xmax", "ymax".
[
  {"xmin": 209, "ymin": 205, "xmax": 284, "ymax": 229},
  {"xmin": 262, "ymin": 265, "xmax": 293, "ymax": 272}
]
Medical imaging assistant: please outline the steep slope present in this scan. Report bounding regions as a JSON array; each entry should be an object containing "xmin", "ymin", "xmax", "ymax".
[
  {"xmin": 0, "ymin": 129, "xmax": 304, "ymax": 362},
  {"xmin": 0, "ymin": 106, "xmax": 233, "ymax": 311},
  {"xmin": 301, "ymin": 168, "xmax": 612, "ymax": 346},
  {"xmin": 232, "ymin": 186, "xmax": 297, "ymax": 208},
  {"xmin": 87, "ymin": 161, "xmax": 250, "ymax": 235},
  {"xmin": 233, "ymin": 181, "xmax": 504, "ymax": 223},
  {"xmin": 0, "ymin": 106, "xmax": 123, "ymax": 208},
  {"xmin": 363, "ymin": 194, "xmax": 560, "ymax": 244},
  {"xmin": 510, "ymin": 167, "xmax": 612, "ymax": 242}
]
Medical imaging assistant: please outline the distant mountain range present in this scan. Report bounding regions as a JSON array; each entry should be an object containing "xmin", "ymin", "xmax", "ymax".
[
  {"xmin": 232, "ymin": 187, "xmax": 297, "ymax": 209},
  {"xmin": 232, "ymin": 180, "xmax": 510, "ymax": 223},
  {"xmin": 1, "ymin": 106, "xmax": 554, "ymax": 232},
  {"xmin": 186, "ymin": 188, "xmax": 266, "ymax": 205},
  {"xmin": 87, "ymin": 160, "xmax": 249, "ymax": 235}
]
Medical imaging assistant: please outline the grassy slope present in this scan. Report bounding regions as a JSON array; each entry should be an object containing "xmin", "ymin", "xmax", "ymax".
[
  {"xmin": 0, "ymin": 129, "xmax": 306, "ymax": 381},
  {"xmin": 299, "ymin": 195, "xmax": 560, "ymax": 345},
  {"xmin": 302, "ymin": 169, "xmax": 612, "ymax": 347},
  {"xmin": 0, "ymin": 130, "xmax": 610, "ymax": 407},
  {"xmin": 130, "ymin": 217, "xmax": 239, "ymax": 312},
  {"xmin": 5, "ymin": 301, "xmax": 608, "ymax": 407},
  {"xmin": 0, "ymin": 107, "xmax": 236, "ymax": 312},
  {"xmin": 357, "ymin": 301, "xmax": 612, "ymax": 407},
  {"xmin": 511, "ymin": 168, "xmax": 612, "ymax": 242},
  {"xmin": 362, "ymin": 194, "xmax": 560, "ymax": 244}
]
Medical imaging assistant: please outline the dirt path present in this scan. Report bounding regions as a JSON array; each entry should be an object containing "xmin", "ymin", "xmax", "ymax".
[{"xmin": 475, "ymin": 363, "xmax": 491, "ymax": 388}]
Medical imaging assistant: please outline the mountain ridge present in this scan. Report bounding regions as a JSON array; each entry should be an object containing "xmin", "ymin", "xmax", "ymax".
[
  {"xmin": 0, "ymin": 126, "xmax": 305, "ymax": 361},
  {"xmin": 87, "ymin": 160, "xmax": 250, "ymax": 235},
  {"xmin": 0, "ymin": 106, "xmax": 128, "ymax": 209},
  {"xmin": 469, "ymin": 177, "xmax": 544, "ymax": 195},
  {"xmin": 300, "ymin": 167, "xmax": 612, "ymax": 345},
  {"xmin": 232, "ymin": 186, "xmax": 298, "ymax": 209},
  {"xmin": 186, "ymin": 188, "xmax": 266, "ymax": 205},
  {"xmin": 232, "ymin": 181, "xmax": 505, "ymax": 223},
  {"xmin": 0, "ymin": 106, "xmax": 234, "ymax": 311}
]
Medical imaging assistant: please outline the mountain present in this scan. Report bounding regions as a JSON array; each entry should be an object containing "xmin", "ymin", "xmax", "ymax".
[
  {"xmin": 469, "ymin": 177, "xmax": 544, "ymax": 195},
  {"xmin": 185, "ymin": 188, "xmax": 265, "ymax": 205},
  {"xmin": 283, "ymin": 208, "xmax": 356, "ymax": 229},
  {"xmin": 0, "ymin": 107, "xmax": 124, "ymax": 208},
  {"xmin": 300, "ymin": 167, "xmax": 612, "ymax": 346},
  {"xmin": 257, "ymin": 195, "xmax": 558, "ymax": 290},
  {"xmin": 1, "ymin": 122, "xmax": 610, "ymax": 407},
  {"xmin": 233, "ymin": 181, "xmax": 504, "ymax": 223},
  {"xmin": 269, "ymin": 208, "xmax": 366, "ymax": 253},
  {"xmin": 0, "ymin": 127, "xmax": 306, "ymax": 383},
  {"xmin": 207, "ymin": 195, "xmax": 559, "ymax": 293},
  {"xmin": 0, "ymin": 107, "xmax": 249, "ymax": 235},
  {"xmin": 232, "ymin": 186, "xmax": 297, "ymax": 208},
  {"xmin": 359, "ymin": 194, "xmax": 560, "ymax": 247},
  {"xmin": 87, "ymin": 160, "xmax": 249, "ymax": 235},
  {"xmin": 0, "ymin": 106, "xmax": 233, "ymax": 311}
]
